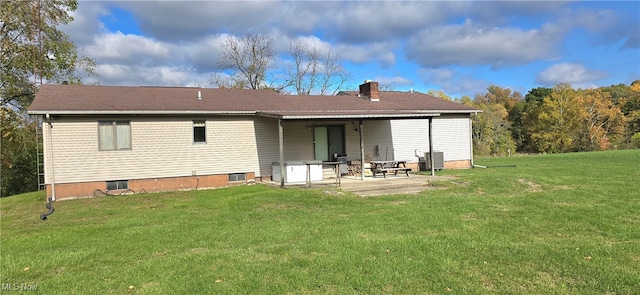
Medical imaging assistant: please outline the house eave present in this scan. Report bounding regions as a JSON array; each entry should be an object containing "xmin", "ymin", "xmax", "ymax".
[
  {"xmin": 257, "ymin": 112, "xmax": 442, "ymax": 120},
  {"xmin": 27, "ymin": 110, "xmax": 257, "ymax": 116}
]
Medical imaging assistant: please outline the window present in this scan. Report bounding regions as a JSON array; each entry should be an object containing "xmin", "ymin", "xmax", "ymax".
[
  {"xmin": 99, "ymin": 121, "xmax": 131, "ymax": 150},
  {"xmin": 193, "ymin": 120, "xmax": 206, "ymax": 143},
  {"xmin": 229, "ymin": 173, "xmax": 246, "ymax": 182},
  {"xmin": 106, "ymin": 180, "xmax": 128, "ymax": 191}
]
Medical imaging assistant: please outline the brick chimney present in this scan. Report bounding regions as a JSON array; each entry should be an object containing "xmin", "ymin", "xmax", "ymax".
[{"xmin": 359, "ymin": 80, "xmax": 379, "ymax": 102}]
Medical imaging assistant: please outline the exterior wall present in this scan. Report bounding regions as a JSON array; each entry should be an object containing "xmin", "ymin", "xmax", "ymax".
[
  {"xmin": 254, "ymin": 118, "xmax": 317, "ymax": 179},
  {"xmin": 389, "ymin": 115, "xmax": 473, "ymax": 168},
  {"xmin": 281, "ymin": 120, "xmax": 315, "ymax": 161},
  {"xmin": 43, "ymin": 115, "xmax": 261, "ymax": 198},
  {"xmin": 254, "ymin": 116, "xmax": 280, "ymax": 180},
  {"xmin": 42, "ymin": 113, "xmax": 473, "ymax": 199},
  {"xmin": 361, "ymin": 120, "xmax": 394, "ymax": 161},
  {"xmin": 432, "ymin": 115, "xmax": 472, "ymax": 163},
  {"xmin": 389, "ymin": 119, "xmax": 429, "ymax": 162}
]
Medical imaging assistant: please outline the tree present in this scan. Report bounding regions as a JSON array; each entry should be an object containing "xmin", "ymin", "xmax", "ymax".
[
  {"xmin": 519, "ymin": 87, "xmax": 553, "ymax": 152},
  {"xmin": 469, "ymin": 86, "xmax": 519, "ymax": 156},
  {"xmin": 214, "ymin": 33, "xmax": 275, "ymax": 90},
  {"xmin": 278, "ymin": 41, "xmax": 350, "ymax": 95},
  {"xmin": 469, "ymin": 86, "xmax": 518, "ymax": 156},
  {"xmin": 426, "ymin": 90, "xmax": 452, "ymax": 101},
  {"xmin": 1, "ymin": 0, "xmax": 93, "ymax": 197},
  {"xmin": 574, "ymin": 88, "xmax": 625, "ymax": 150},
  {"xmin": 1, "ymin": 108, "xmax": 38, "ymax": 197},
  {"xmin": 530, "ymin": 84, "xmax": 582, "ymax": 153},
  {"xmin": 471, "ymin": 102, "xmax": 515, "ymax": 156},
  {"xmin": 602, "ymin": 81, "xmax": 640, "ymax": 147},
  {"xmin": 475, "ymin": 85, "xmax": 522, "ymax": 112},
  {"xmin": 1, "ymin": 0, "xmax": 93, "ymax": 110}
]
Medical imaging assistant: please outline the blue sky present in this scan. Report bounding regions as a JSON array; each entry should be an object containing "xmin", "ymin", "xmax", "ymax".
[{"xmin": 62, "ymin": 1, "xmax": 640, "ymax": 98}]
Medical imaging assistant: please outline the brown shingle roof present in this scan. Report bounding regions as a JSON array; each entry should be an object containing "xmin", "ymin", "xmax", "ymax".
[{"xmin": 28, "ymin": 85, "xmax": 479, "ymax": 119}]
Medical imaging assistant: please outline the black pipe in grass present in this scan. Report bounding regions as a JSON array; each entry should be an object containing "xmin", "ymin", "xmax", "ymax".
[
  {"xmin": 40, "ymin": 197, "xmax": 55, "ymax": 220},
  {"xmin": 473, "ymin": 164, "xmax": 517, "ymax": 168}
]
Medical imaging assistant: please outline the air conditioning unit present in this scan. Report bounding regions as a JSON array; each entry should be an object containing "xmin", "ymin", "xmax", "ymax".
[{"xmin": 424, "ymin": 152, "xmax": 444, "ymax": 170}]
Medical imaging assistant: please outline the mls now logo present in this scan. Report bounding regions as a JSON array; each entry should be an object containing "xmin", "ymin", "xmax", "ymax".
[{"xmin": 1, "ymin": 283, "xmax": 38, "ymax": 291}]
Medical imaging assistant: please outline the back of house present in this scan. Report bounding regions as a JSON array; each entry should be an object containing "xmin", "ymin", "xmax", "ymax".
[{"xmin": 28, "ymin": 81, "xmax": 479, "ymax": 199}]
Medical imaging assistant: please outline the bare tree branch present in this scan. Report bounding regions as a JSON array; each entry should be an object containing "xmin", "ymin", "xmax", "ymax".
[
  {"xmin": 216, "ymin": 33, "xmax": 275, "ymax": 89},
  {"xmin": 282, "ymin": 41, "xmax": 350, "ymax": 95}
]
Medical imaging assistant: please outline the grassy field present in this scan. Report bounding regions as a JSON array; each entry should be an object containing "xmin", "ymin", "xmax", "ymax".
[{"xmin": 1, "ymin": 150, "xmax": 639, "ymax": 294}]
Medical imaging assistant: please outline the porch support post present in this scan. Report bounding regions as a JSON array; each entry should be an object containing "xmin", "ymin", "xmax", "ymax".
[
  {"xmin": 428, "ymin": 117, "xmax": 435, "ymax": 176},
  {"xmin": 278, "ymin": 118, "xmax": 285, "ymax": 187},
  {"xmin": 359, "ymin": 120, "xmax": 364, "ymax": 181}
]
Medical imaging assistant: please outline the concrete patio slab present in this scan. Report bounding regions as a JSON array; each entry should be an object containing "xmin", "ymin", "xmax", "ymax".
[{"xmin": 267, "ymin": 174, "xmax": 454, "ymax": 197}]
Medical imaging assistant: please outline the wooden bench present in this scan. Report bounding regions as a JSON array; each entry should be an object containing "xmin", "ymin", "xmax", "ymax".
[{"xmin": 371, "ymin": 167, "xmax": 411, "ymax": 178}]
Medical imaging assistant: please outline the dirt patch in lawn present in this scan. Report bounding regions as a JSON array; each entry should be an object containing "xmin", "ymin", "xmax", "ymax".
[{"xmin": 517, "ymin": 179, "xmax": 542, "ymax": 192}]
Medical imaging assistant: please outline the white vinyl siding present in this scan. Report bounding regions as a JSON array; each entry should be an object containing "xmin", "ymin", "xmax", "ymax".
[
  {"xmin": 432, "ymin": 116, "xmax": 472, "ymax": 161},
  {"xmin": 388, "ymin": 115, "xmax": 472, "ymax": 163},
  {"xmin": 390, "ymin": 119, "xmax": 429, "ymax": 162},
  {"xmin": 253, "ymin": 118, "xmax": 326, "ymax": 179},
  {"xmin": 344, "ymin": 122, "xmax": 363, "ymax": 160},
  {"xmin": 281, "ymin": 121, "xmax": 314, "ymax": 161},
  {"xmin": 44, "ymin": 117, "xmax": 261, "ymax": 184},
  {"xmin": 361, "ymin": 120, "xmax": 394, "ymax": 161},
  {"xmin": 42, "ymin": 115, "xmax": 473, "ymax": 185},
  {"xmin": 254, "ymin": 117, "xmax": 280, "ymax": 178}
]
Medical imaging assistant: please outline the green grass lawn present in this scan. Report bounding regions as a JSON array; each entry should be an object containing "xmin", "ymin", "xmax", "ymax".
[{"xmin": 1, "ymin": 150, "xmax": 639, "ymax": 294}]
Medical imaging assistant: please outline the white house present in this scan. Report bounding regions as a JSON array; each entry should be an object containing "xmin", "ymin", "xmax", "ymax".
[{"xmin": 28, "ymin": 81, "xmax": 479, "ymax": 200}]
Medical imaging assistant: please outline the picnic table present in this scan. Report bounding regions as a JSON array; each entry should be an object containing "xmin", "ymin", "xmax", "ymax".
[{"xmin": 369, "ymin": 160, "xmax": 411, "ymax": 178}]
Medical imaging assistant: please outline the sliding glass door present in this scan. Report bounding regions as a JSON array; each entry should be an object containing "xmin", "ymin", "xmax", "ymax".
[{"xmin": 313, "ymin": 125, "xmax": 345, "ymax": 161}]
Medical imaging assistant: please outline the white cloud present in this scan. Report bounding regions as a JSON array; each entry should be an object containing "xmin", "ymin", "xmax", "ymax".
[
  {"xmin": 61, "ymin": 2, "xmax": 109, "ymax": 46},
  {"xmin": 535, "ymin": 63, "xmax": 609, "ymax": 86},
  {"xmin": 85, "ymin": 32, "xmax": 170, "ymax": 64},
  {"xmin": 336, "ymin": 42, "xmax": 398, "ymax": 67},
  {"xmin": 375, "ymin": 76, "xmax": 413, "ymax": 89},
  {"xmin": 118, "ymin": 1, "xmax": 276, "ymax": 41},
  {"xmin": 419, "ymin": 68, "xmax": 491, "ymax": 96},
  {"xmin": 88, "ymin": 64, "xmax": 205, "ymax": 87},
  {"xmin": 182, "ymin": 35, "xmax": 229, "ymax": 73},
  {"xmin": 330, "ymin": 1, "xmax": 452, "ymax": 43},
  {"xmin": 407, "ymin": 20, "xmax": 562, "ymax": 69}
]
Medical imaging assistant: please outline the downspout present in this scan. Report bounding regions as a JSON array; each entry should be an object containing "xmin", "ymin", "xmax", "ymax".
[
  {"xmin": 469, "ymin": 114, "xmax": 475, "ymax": 167},
  {"xmin": 428, "ymin": 117, "xmax": 435, "ymax": 176},
  {"xmin": 46, "ymin": 114, "xmax": 56, "ymax": 201},
  {"xmin": 278, "ymin": 118, "xmax": 285, "ymax": 187},
  {"xmin": 359, "ymin": 120, "xmax": 364, "ymax": 181}
]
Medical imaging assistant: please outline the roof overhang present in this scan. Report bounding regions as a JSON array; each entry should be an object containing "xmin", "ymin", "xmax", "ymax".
[
  {"xmin": 28, "ymin": 109, "xmax": 477, "ymax": 118},
  {"xmin": 27, "ymin": 110, "xmax": 257, "ymax": 116},
  {"xmin": 258, "ymin": 112, "xmax": 442, "ymax": 120}
]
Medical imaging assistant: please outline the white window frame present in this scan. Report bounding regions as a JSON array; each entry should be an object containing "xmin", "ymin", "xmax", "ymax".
[
  {"xmin": 193, "ymin": 120, "xmax": 206, "ymax": 143},
  {"xmin": 98, "ymin": 121, "xmax": 131, "ymax": 151}
]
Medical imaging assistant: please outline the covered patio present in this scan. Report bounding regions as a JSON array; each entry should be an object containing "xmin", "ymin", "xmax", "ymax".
[{"xmin": 265, "ymin": 115, "xmax": 442, "ymax": 188}]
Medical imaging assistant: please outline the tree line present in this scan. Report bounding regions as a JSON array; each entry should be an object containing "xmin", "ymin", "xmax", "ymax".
[{"xmin": 443, "ymin": 82, "xmax": 640, "ymax": 156}]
